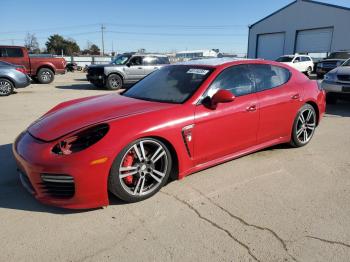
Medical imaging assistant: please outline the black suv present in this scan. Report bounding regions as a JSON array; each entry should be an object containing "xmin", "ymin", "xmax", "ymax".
[{"xmin": 316, "ymin": 51, "xmax": 350, "ymax": 78}]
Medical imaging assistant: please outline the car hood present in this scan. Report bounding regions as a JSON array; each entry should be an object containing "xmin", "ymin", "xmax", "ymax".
[
  {"xmin": 330, "ymin": 66, "xmax": 350, "ymax": 75},
  {"xmin": 322, "ymin": 59, "xmax": 347, "ymax": 62},
  {"xmin": 28, "ymin": 94, "xmax": 176, "ymax": 141},
  {"xmin": 280, "ymin": 62, "xmax": 293, "ymax": 66}
]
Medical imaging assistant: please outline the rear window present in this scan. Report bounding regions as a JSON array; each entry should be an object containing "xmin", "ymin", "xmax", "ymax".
[
  {"xmin": 276, "ymin": 56, "xmax": 293, "ymax": 62},
  {"xmin": 0, "ymin": 48, "xmax": 23, "ymax": 57},
  {"xmin": 251, "ymin": 64, "xmax": 291, "ymax": 92},
  {"xmin": 301, "ymin": 57, "xmax": 311, "ymax": 62}
]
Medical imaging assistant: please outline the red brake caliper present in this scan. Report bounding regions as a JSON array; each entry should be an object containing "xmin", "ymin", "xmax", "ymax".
[{"xmin": 122, "ymin": 152, "xmax": 134, "ymax": 185}]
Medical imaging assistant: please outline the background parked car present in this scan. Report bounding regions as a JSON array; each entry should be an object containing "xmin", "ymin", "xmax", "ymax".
[
  {"xmin": 87, "ymin": 53, "xmax": 170, "ymax": 90},
  {"xmin": 321, "ymin": 58, "xmax": 350, "ymax": 104},
  {"xmin": 316, "ymin": 51, "xmax": 350, "ymax": 78},
  {"xmin": 276, "ymin": 54, "xmax": 314, "ymax": 76},
  {"xmin": 66, "ymin": 62, "xmax": 78, "ymax": 72},
  {"xmin": 0, "ymin": 46, "xmax": 66, "ymax": 84},
  {"xmin": 0, "ymin": 60, "xmax": 31, "ymax": 96}
]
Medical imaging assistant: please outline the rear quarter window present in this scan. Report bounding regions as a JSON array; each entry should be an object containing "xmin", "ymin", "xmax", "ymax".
[{"xmin": 251, "ymin": 64, "xmax": 291, "ymax": 92}]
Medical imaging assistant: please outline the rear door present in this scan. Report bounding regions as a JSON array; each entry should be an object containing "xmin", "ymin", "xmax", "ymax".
[
  {"xmin": 142, "ymin": 56, "xmax": 160, "ymax": 76},
  {"xmin": 250, "ymin": 64, "xmax": 302, "ymax": 143},
  {"xmin": 0, "ymin": 47, "xmax": 30, "ymax": 71}
]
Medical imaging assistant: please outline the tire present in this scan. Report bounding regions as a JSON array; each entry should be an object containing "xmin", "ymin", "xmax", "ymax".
[
  {"xmin": 108, "ymin": 138, "xmax": 172, "ymax": 202},
  {"xmin": 37, "ymin": 68, "xmax": 54, "ymax": 84},
  {"xmin": 106, "ymin": 74, "xmax": 123, "ymax": 90},
  {"xmin": 290, "ymin": 104, "xmax": 317, "ymax": 148},
  {"xmin": 326, "ymin": 93, "xmax": 337, "ymax": 104},
  {"xmin": 305, "ymin": 67, "xmax": 312, "ymax": 77},
  {"xmin": 0, "ymin": 78, "xmax": 14, "ymax": 96}
]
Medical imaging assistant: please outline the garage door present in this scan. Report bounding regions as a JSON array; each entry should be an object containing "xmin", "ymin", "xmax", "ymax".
[
  {"xmin": 256, "ymin": 33, "xmax": 285, "ymax": 60},
  {"xmin": 295, "ymin": 28, "xmax": 333, "ymax": 53}
]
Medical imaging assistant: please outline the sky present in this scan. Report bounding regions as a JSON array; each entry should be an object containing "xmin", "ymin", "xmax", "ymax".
[{"xmin": 1, "ymin": 0, "xmax": 350, "ymax": 55}]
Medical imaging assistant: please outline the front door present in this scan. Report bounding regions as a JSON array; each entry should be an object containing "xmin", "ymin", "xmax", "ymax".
[
  {"xmin": 193, "ymin": 64, "xmax": 259, "ymax": 165},
  {"xmin": 124, "ymin": 56, "xmax": 145, "ymax": 82}
]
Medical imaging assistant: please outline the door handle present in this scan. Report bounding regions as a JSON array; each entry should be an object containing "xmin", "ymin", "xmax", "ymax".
[
  {"xmin": 137, "ymin": 67, "xmax": 143, "ymax": 69},
  {"xmin": 246, "ymin": 105, "xmax": 257, "ymax": 112},
  {"xmin": 291, "ymin": 94, "xmax": 300, "ymax": 100}
]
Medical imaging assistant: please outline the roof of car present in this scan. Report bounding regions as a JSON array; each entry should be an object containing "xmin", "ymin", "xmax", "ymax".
[{"xmin": 177, "ymin": 57, "xmax": 252, "ymax": 66}]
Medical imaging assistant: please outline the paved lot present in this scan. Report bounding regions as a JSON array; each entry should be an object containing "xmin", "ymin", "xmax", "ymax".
[{"xmin": 0, "ymin": 73, "xmax": 350, "ymax": 262}]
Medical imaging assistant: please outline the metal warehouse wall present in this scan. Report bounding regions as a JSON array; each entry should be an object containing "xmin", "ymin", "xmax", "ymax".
[
  {"xmin": 63, "ymin": 56, "xmax": 112, "ymax": 67},
  {"xmin": 247, "ymin": 0, "xmax": 350, "ymax": 58}
]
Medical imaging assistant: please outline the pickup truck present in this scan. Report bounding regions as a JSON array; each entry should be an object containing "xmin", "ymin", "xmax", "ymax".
[{"xmin": 0, "ymin": 46, "xmax": 66, "ymax": 84}]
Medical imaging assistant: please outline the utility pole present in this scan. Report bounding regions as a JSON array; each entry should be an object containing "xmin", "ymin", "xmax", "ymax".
[{"xmin": 101, "ymin": 24, "xmax": 106, "ymax": 56}]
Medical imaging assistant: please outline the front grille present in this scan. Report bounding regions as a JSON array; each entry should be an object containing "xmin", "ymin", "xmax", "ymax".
[
  {"xmin": 322, "ymin": 62, "xmax": 337, "ymax": 69},
  {"xmin": 40, "ymin": 174, "xmax": 75, "ymax": 199},
  {"xmin": 88, "ymin": 67, "xmax": 104, "ymax": 76},
  {"xmin": 342, "ymin": 86, "xmax": 350, "ymax": 93},
  {"xmin": 337, "ymin": 75, "xmax": 350, "ymax": 82}
]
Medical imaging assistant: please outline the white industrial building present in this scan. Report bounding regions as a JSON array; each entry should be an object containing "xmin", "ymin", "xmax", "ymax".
[{"xmin": 247, "ymin": 0, "xmax": 350, "ymax": 60}]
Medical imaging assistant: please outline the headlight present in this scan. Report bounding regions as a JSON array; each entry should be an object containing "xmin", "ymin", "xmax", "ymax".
[
  {"xmin": 52, "ymin": 124, "xmax": 109, "ymax": 155},
  {"xmin": 324, "ymin": 73, "xmax": 336, "ymax": 82}
]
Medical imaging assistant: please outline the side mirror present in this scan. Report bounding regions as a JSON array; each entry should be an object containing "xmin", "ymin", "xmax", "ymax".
[
  {"xmin": 204, "ymin": 89, "xmax": 235, "ymax": 109},
  {"xmin": 293, "ymin": 60, "xmax": 299, "ymax": 63},
  {"xmin": 126, "ymin": 62, "xmax": 131, "ymax": 67}
]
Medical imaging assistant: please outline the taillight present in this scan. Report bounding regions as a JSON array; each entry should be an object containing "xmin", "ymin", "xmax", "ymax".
[{"xmin": 16, "ymin": 67, "xmax": 27, "ymax": 74}]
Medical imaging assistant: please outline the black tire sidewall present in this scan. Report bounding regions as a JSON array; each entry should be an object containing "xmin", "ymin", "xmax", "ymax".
[
  {"xmin": 106, "ymin": 74, "xmax": 123, "ymax": 90},
  {"xmin": 37, "ymin": 68, "xmax": 54, "ymax": 84},
  {"xmin": 108, "ymin": 138, "xmax": 172, "ymax": 202},
  {"xmin": 0, "ymin": 78, "xmax": 14, "ymax": 96},
  {"xmin": 290, "ymin": 104, "xmax": 316, "ymax": 147}
]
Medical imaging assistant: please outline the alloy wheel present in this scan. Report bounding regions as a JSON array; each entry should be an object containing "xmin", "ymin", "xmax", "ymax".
[
  {"xmin": 41, "ymin": 71, "xmax": 52, "ymax": 82},
  {"xmin": 0, "ymin": 80, "xmax": 12, "ymax": 95},
  {"xmin": 118, "ymin": 140, "xmax": 168, "ymax": 196},
  {"xmin": 295, "ymin": 108, "xmax": 316, "ymax": 144}
]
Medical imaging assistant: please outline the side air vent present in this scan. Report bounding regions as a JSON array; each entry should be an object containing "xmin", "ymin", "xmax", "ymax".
[{"xmin": 40, "ymin": 174, "xmax": 75, "ymax": 199}]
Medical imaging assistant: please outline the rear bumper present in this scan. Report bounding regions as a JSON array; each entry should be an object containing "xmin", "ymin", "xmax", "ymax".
[{"xmin": 15, "ymin": 75, "xmax": 31, "ymax": 89}]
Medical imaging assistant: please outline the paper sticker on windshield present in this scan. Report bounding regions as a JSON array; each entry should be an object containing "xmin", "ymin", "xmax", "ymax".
[{"xmin": 187, "ymin": 69, "xmax": 209, "ymax": 75}]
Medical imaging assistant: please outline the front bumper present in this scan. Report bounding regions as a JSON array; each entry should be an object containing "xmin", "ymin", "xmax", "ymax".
[
  {"xmin": 321, "ymin": 81, "xmax": 350, "ymax": 94},
  {"xmin": 12, "ymin": 132, "xmax": 112, "ymax": 209}
]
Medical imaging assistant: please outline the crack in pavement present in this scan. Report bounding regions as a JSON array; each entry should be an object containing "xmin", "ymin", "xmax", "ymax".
[
  {"xmin": 191, "ymin": 186, "xmax": 298, "ymax": 262},
  {"xmin": 306, "ymin": 235, "xmax": 350, "ymax": 249},
  {"xmin": 160, "ymin": 191, "xmax": 260, "ymax": 262}
]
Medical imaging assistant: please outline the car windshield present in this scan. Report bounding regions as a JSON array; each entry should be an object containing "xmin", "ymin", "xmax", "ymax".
[
  {"xmin": 111, "ymin": 54, "xmax": 131, "ymax": 65},
  {"xmin": 276, "ymin": 56, "xmax": 293, "ymax": 62},
  {"xmin": 123, "ymin": 65, "xmax": 213, "ymax": 104},
  {"xmin": 342, "ymin": 59, "xmax": 350, "ymax": 66},
  {"xmin": 327, "ymin": 52, "xmax": 350, "ymax": 59}
]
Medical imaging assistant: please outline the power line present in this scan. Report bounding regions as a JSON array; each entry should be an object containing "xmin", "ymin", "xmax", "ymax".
[{"xmin": 106, "ymin": 30, "xmax": 247, "ymax": 37}]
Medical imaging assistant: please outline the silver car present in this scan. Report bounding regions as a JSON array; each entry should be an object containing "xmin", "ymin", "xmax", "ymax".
[
  {"xmin": 0, "ymin": 61, "xmax": 31, "ymax": 96},
  {"xmin": 322, "ymin": 58, "xmax": 350, "ymax": 104},
  {"xmin": 86, "ymin": 53, "xmax": 170, "ymax": 90}
]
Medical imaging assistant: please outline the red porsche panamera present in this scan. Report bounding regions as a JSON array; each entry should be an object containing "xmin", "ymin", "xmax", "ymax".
[{"xmin": 13, "ymin": 58, "xmax": 325, "ymax": 209}]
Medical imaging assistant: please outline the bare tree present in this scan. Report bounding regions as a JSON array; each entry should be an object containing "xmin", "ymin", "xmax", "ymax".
[{"xmin": 24, "ymin": 33, "xmax": 40, "ymax": 53}]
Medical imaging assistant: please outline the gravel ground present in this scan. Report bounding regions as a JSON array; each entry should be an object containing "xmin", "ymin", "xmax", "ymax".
[{"xmin": 0, "ymin": 72, "xmax": 350, "ymax": 262}]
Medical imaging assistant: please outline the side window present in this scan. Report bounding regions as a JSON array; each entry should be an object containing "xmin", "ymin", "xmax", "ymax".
[
  {"xmin": 251, "ymin": 64, "xmax": 290, "ymax": 92},
  {"xmin": 208, "ymin": 65, "xmax": 255, "ymax": 97},
  {"xmin": 294, "ymin": 56, "xmax": 301, "ymax": 62},
  {"xmin": 129, "ymin": 56, "xmax": 142, "ymax": 66},
  {"xmin": 142, "ymin": 56, "xmax": 157, "ymax": 65},
  {"xmin": 5, "ymin": 48, "xmax": 23, "ymax": 57}
]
